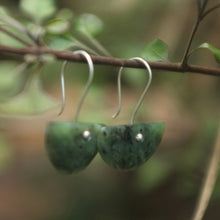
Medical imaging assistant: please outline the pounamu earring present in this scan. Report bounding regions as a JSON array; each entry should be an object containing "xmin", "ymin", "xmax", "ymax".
[
  {"xmin": 98, "ymin": 57, "xmax": 165, "ymax": 170},
  {"xmin": 45, "ymin": 50, "xmax": 102, "ymax": 173}
]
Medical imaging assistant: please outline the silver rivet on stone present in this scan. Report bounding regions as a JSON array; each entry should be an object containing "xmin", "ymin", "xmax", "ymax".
[
  {"xmin": 135, "ymin": 133, "xmax": 144, "ymax": 142},
  {"xmin": 83, "ymin": 130, "xmax": 91, "ymax": 140}
]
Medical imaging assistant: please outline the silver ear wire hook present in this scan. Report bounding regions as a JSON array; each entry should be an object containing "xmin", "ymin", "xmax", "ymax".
[
  {"xmin": 58, "ymin": 60, "xmax": 68, "ymax": 116},
  {"xmin": 112, "ymin": 57, "xmax": 152, "ymax": 125},
  {"xmin": 58, "ymin": 50, "xmax": 94, "ymax": 122}
]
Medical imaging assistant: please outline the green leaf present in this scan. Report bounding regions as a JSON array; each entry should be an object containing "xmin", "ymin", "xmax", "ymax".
[
  {"xmin": 27, "ymin": 23, "xmax": 45, "ymax": 39},
  {"xmin": 0, "ymin": 62, "xmax": 28, "ymax": 99},
  {"xmin": 142, "ymin": 39, "xmax": 169, "ymax": 62},
  {"xmin": 56, "ymin": 8, "xmax": 73, "ymax": 20},
  {"xmin": 46, "ymin": 18, "xmax": 70, "ymax": 35},
  {"xmin": 75, "ymin": 13, "xmax": 103, "ymax": 37},
  {"xmin": 46, "ymin": 36, "xmax": 77, "ymax": 50},
  {"xmin": 19, "ymin": 0, "xmax": 56, "ymax": 22},
  {"xmin": 197, "ymin": 43, "xmax": 220, "ymax": 63},
  {"xmin": 0, "ymin": 75, "xmax": 59, "ymax": 116},
  {"xmin": 39, "ymin": 54, "xmax": 56, "ymax": 63}
]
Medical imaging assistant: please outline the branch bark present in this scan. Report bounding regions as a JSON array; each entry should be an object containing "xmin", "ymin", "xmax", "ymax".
[{"xmin": 0, "ymin": 44, "xmax": 219, "ymax": 77}]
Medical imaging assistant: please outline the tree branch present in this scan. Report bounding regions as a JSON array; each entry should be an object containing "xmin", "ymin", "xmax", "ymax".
[
  {"xmin": 181, "ymin": 18, "xmax": 200, "ymax": 68},
  {"xmin": 181, "ymin": 1, "xmax": 212, "ymax": 68},
  {"xmin": 0, "ymin": 44, "xmax": 219, "ymax": 76},
  {"xmin": 201, "ymin": 3, "xmax": 220, "ymax": 21},
  {"xmin": 0, "ymin": 14, "xmax": 37, "ymax": 45}
]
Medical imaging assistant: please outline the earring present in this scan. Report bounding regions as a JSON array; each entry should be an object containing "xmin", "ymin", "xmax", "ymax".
[
  {"xmin": 97, "ymin": 57, "xmax": 165, "ymax": 170},
  {"xmin": 45, "ymin": 50, "xmax": 103, "ymax": 173}
]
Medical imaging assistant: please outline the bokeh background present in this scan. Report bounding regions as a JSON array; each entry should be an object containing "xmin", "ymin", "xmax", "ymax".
[{"xmin": 0, "ymin": 0, "xmax": 220, "ymax": 219}]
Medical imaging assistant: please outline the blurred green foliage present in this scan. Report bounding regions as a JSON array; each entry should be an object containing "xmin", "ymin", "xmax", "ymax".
[
  {"xmin": 0, "ymin": 0, "xmax": 219, "ymax": 220},
  {"xmin": 19, "ymin": 0, "xmax": 56, "ymax": 23},
  {"xmin": 197, "ymin": 42, "xmax": 220, "ymax": 63},
  {"xmin": 142, "ymin": 39, "xmax": 169, "ymax": 62}
]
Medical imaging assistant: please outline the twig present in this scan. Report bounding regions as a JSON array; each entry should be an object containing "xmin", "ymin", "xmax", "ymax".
[
  {"xmin": 0, "ymin": 45, "xmax": 219, "ymax": 76},
  {"xmin": 201, "ymin": 4, "xmax": 220, "ymax": 21},
  {"xmin": 181, "ymin": 18, "xmax": 200, "ymax": 68},
  {"xmin": 77, "ymin": 30, "xmax": 111, "ymax": 56},
  {"xmin": 198, "ymin": 0, "xmax": 209, "ymax": 18},
  {"xmin": 0, "ymin": 25, "xmax": 33, "ymax": 47},
  {"xmin": 0, "ymin": 13, "xmax": 37, "ymax": 44},
  {"xmin": 191, "ymin": 122, "xmax": 220, "ymax": 220},
  {"xmin": 181, "ymin": 0, "xmax": 210, "ymax": 68}
]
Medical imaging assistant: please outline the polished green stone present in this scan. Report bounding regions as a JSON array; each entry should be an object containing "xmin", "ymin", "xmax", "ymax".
[
  {"xmin": 45, "ymin": 122, "xmax": 103, "ymax": 173},
  {"xmin": 97, "ymin": 122, "xmax": 165, "ymax": 170}
]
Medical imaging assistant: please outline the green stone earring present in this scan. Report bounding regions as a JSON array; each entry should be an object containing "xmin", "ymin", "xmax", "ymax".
[
  {"xmin": 98, "ymin": 57, "xmax": 165, "ymax": 170},
  {"xmin": 45, "ymin": 50, "xmax": 102, "ymax": 173}
]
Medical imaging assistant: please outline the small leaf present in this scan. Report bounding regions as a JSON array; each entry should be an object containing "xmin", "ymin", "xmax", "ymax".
[
  {"xmin": 142, "ymin": 39, "xmax": 169, "ymax": 62},
  {"xmin": 46, "ymin": 18, "xmax": 70, "ymax": 35},
  {"xmin": 24, "ymin": 54, "xmax": 38, "ymax": 64},
  {"xmin": 198, "ymin": 43, "xmax": 220, "ymax": 63},
  {"xmin": 0, "ymin": 75, "xmax": 59, "ymax": 116},
  {"xmin": 0, "ymin": 62, "xmax": 19, "ymax": 94},
  {"xmin": 19, "ymin": 0, "xmax": 56, "ymax": 22},
  {"xmin": 56, "ymin": 9, "xmax": 73, "ymax": 20},
  {"xmin": 46, "ymin": 36, "xmax": 77, "ymax": 50},
  {"xmin": 0, "ymin": 62, "xmax": 28, "ymax": 99},
  {"xmin": 75, "ymin": 13, "xmax": 103, "ymax": 37},
  {"xmin": 27, "ymin": 23, "xmax": 45, "ymax": 39},
  {"xmin": 39, "ymin": 54, "xmax": 56, "ymax": 63}
]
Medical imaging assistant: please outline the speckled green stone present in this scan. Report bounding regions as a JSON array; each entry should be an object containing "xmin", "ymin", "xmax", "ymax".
[
  {"xmin": 45, "ymin": 122, "xmax": 103, "ymax": 173},
  {"xmin": 97, "ymin": 122, "xmax": 165, "ymax": 170}
]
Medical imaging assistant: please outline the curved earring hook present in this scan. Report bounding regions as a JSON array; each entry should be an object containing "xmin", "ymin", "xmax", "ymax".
[
  {"xmin": 58, "ymin": 60, "xmax": 67, "ymax": 116},
  {"xmin": 58, "ymin": 50, "xmax": 94, "ymax": 122},
  {"xmin": 112, "ymin": 57, "xmax": 152, "ymax": 125}
]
